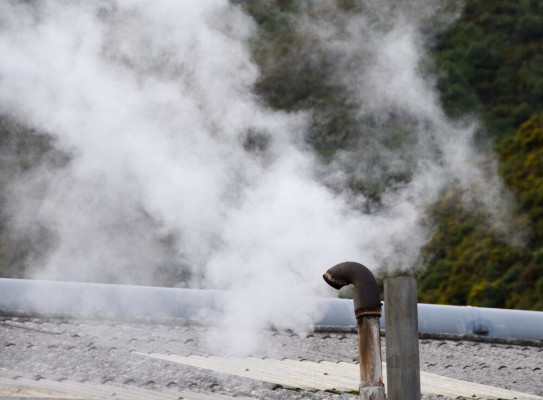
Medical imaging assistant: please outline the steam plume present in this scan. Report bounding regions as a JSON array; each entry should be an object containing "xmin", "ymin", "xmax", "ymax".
[{"xmin": 0, "ymin": 0, "xmax": 509, "ymax": 354}]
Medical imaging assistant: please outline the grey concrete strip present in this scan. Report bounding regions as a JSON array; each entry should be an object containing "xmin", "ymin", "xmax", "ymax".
[
  {"xmin": 419, "ymin": 371, "xmax": 543, "ymax": 400},
  {"xmin": 0, "ymin": 376, "xmax": 78, "ymax": 398},
  {"xmin": 0, "ymin": 376, "xmax": 253, "ymax": 400},
  {"xmin": 138, "ymin": 353, "xmax": 543, "ymax": 400}
]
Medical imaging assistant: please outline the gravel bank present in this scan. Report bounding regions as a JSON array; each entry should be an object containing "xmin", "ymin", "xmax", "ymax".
[{"xmin": 1, "ymin": 316, "xmax": 541, "ymax": 399}]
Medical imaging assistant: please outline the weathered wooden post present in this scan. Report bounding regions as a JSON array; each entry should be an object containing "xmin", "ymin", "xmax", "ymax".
[{"xmin": 384, "ymin": 275, "xmax": 421, "ymax": 400}]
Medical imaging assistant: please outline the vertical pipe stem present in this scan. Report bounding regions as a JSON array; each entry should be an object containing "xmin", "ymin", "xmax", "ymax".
[
  {"xmin": 358, "ymin": 315, "xmax": 385, "ymax": 400},
  {"xmin": 384, "ymin": 275, "xmax": 421, "ymax": 400}
]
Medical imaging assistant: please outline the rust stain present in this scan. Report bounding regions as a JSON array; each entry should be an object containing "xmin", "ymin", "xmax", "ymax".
[
  {"xmin": 357, "ymin": 316, "xmax": 384, "ymax": 388},
  {"xmin": 323, "ymin": 271, "xmax": 349, "ymax": 290}
]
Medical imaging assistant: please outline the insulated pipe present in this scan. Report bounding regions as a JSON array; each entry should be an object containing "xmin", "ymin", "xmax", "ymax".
[
  {"xmin": 323, "ymin": 262, "xmax": 385, "ymax": 400},
  {"xmin": 0, "ymin": 278, "xmax": 224, "ymax": 319},
  {"xmin": 1, "ymin": 278, "xmax": 542, "ymax": 342}
]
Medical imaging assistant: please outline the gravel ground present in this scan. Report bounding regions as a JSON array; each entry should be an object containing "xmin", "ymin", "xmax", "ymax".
[{"xmin": 0, "ymin": 316, "xmax": 541, "ymax": 399}]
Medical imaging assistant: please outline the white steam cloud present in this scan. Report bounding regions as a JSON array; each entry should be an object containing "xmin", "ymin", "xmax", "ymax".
[{"xmin": 0, "ymin": 0, "xmax": 508, "ymax": 354}]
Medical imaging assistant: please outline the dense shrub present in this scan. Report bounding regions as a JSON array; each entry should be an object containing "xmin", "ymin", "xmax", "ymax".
[
  {"xmin": 418, "ymin": 189, "xmax": 527, "ymax": 308},
  {"xmin": 433, "ymin": 0, "xmax": 543, "ymax": 140},
  {"xmin": 499, "ymin": 112, "xmax": 543, "ymax": 249},
  {"xmin": 418, "ymin": 113, "xmax": 543, "ymax": 311},
  {"xmin": 0, "ymin": 116, "xmax": 59, "ymax": 278}
]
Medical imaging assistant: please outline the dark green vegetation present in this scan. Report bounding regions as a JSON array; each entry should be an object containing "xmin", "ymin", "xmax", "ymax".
[
  {"xmin": 1, "ymin": 0, "xmax": 542, "ymax": 310},
  {"xmin": 240, "ymin": 0, "xmax": 543, "ymax": 310},
  {"xmin": 418, "ymin": 111, "xmax": 543, "ymax": 310},
  {"xmin": 433, "ymin": 0, "xmax": 543, "ymax": 140},
  {"xmin": 418, "ymin": 0, "xmax": 543, "ymax": 310},
  {"xmin": 0, "ymin": 116, "xmax": 62, "ymax": 279}
]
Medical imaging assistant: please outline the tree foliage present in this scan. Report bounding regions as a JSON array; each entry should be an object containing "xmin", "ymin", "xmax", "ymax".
[
  {"xmin": 0, "ymin": 0, "xmax": 542, "ymax": 309},
  {"xmin": 417, "ymin": 188, "xmax": 538, "ymax": 309},
  {"xmin": 433, "ymin": 0, "xmax": 543, "ymax": 140},
  {"xmin": 242, "ymin": 0, "xmax": 543, "ymax": 310},
  {"xmin": 419, "ymin": 0, "xmax": 543, "ymax": 310},
  {"xmin": 0, "ymin": 116, "xmax": 59, "ymax": 279},
  {"xmin": 418, "ymin": 112, "xmax": 543, "ymax": 311}
]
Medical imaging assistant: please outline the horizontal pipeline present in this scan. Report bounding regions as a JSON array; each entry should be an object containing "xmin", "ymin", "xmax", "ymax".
[{"xmin": 0, "ymin": 278, "xmax": 542, "ymax": 341}]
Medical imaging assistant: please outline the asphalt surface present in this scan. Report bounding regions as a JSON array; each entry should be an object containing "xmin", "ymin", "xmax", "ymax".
[{"xmin": 0, "ymin": 315, "xmax": 542, "ymax": 399}]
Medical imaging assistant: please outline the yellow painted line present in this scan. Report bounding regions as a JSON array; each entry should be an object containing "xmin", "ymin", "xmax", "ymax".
[{"xmin": 137, "ymin": 353, "xmax": 543, "ymax": 400}]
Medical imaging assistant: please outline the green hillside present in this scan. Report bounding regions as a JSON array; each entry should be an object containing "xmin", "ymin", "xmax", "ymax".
[
  {"xmin": 433, "ymin": 0, "xmax": 543, "ymax": 140},
  {"xmin": 1, "ymin": 0, "xmax": 542, "ymax": 310},
  {"xmin": 418, "ymin": 0, "xmax": 543, "ymax": 310},
  {"xmin": 0, "ymin": 116, "xmax": 60, "ymax": 279},
  {"xmin": 242, "ymin": 0, "xmax": 543, "ymax": 310}
]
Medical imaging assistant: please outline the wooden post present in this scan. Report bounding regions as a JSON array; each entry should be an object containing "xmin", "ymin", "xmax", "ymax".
[{"xmin": 384, "ymin": 275, "xmax": 421, "ymax": 400}]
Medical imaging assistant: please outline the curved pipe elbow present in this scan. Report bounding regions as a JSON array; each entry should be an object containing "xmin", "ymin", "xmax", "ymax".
[{"xmin": 323, "ymin": 261, "xmax": 381, "ymax": 319}]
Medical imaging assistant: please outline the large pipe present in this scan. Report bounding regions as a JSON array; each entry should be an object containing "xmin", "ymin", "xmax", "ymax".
[
  {"xmin": 0, "ymin": 278, "xmax": 224, "ymax": 319},
  {"xmin": 323, "ymin": 262, "xmax": 385, "ymax": 400},
  {"xmin": 316, "ymin": 300, "xmax": 543, "ymax": 343},
  {"xmin": 0, "ymin": 278, "xmax": 542, "ymax": 342}
]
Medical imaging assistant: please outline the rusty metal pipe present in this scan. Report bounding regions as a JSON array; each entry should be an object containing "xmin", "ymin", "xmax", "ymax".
[
  {"xmin": 323, "ymin": 262, "xmax": 385, "ymax": 400},
  {"xmin": 323, "ymin": 261, "xmax": 381, "ymax": 318}
]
